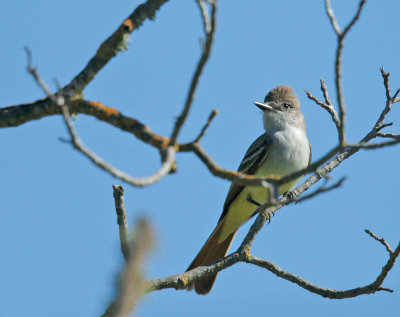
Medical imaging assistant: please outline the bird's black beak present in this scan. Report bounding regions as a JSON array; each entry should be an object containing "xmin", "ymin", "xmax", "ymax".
[{"xmin": 254, "ymin": 101, "xmax": 273, "ymax": 111}]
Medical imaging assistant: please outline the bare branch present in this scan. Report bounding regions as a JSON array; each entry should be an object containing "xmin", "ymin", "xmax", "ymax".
[
  {"xmin": 62, "ymin": 103, "xmax": 176, "ymax": 186},
  {"xmin": 25, "ymin": 47, "xmax": 55, "ymax": 97},
  {"xmin": 113, "ymin": 185, "xmax": 130, "ymax": 262},
  {"xmin": 374, "ymin": 68, "xmax": 399, "ymax": 131},
  {"xmin": 238, "ymin": 177, "xmax": 346, "ymax": 254},
  {"xmin": 25, "ymin": 51, "xmax": 175, "ymax": 187},
  {"xmin": 376, "ymin": 122, "xmax": 394, "ymax": 132},
  {"xmin": 147, "ymin": 231, "xmax": 400, "ymax": 299},
  {"xmin": 376, "ymin": 132, "xmax": 400, "ymax": 139},
  {"xmin": 196, "ymin": 0, "xmax": 211, "ymax": 33},
  {"xmin": 193, "ymin": 109, "xmax": 219, "ymax": 143},
  {"xmin": 294, "ymin": 176, "xmax": 345, "ymax": 203},
  {"xmin": 381, "ymin": 67, "xmax": 392, "ymax": 101},
  {"xmin": 147, "ymin": 251, "xmax": 240, "ymax": 292},
  {"xmin": 0, "ymin": 98, "xmax": 172, "ymax": 150},
  {"xmin": 244, "ymin": 247, "xmax": 398, "ymax": 299},
  {"xmin": 62, "ymin": 0, "xmax": 169, "ymax": 96},
  {"xmin": 365, "ymin": 229, "xmax": 393, "ymax": 254},
  {"xmin": 342, "ymin": 0, "xmax": 367, "ymax": 37},
  {"xmin": 324, "ymin": 0, "xmax": 341, "ymax": 35},
  {"xmin": 320, "ymin": 79, "xmax": 333, "ymax": 106},
  {"xmin": 393, "ymin": 88, "xmax": 400, "ymax": 100},
  {"xmin": 238, "ymin": 206, "xmax": 275, "ymax": 254},
  {"xmin": 346, "ymin": 139, "xmax": 400, "ymax": 149},
  {"xmin": 325, "ymin": 0, "xmax": 367, "ymax": 146},
  {"xmin": 305, "ymin": 80, "xmax": 340, "ymax": 132},
  {"xmin": 102, "ymin": 218, "xmax": 154, "ymax": 317},
  {"xmin": 169, "ymin": 0, "xmax": 217, "ymax": 144}
]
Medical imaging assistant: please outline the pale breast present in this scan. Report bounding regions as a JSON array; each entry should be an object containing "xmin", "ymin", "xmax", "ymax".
[{"xmin": 259, "ymin": 127, "xmax": 310, "ymax": 177}]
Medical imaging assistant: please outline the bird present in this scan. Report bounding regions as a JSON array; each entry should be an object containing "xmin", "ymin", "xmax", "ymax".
[{"xmin": 186, "ymin": 85, "xmax": 312, "ymax": 295}]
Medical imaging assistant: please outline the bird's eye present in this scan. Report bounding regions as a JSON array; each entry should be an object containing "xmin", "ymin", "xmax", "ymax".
[{"xmin": 283, "ymin": 103, "xmax": 292, "ymax": 109}]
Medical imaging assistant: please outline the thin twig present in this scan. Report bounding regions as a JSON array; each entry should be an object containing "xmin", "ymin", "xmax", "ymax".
[
  {"xmin": 62, "ymin": 0, "xmax": 169, "ymax": 96},
  {"xmin": 376, "ymin": 122, "xmax": 394, "ymax": 132},
  {"xmin": 147, "ymin": 234, "xmax": 400, "ymax": 299},
  {"xmin": 295, "ymin": 176, "xmax": 345, "ymax": 203},
  {"xmin": 324, "ymin": 0, "xmax": 341, "ymax": 35},
  {"xmin": 112, "ymin": 185, "xmax": 130, "ymax": 262},
  {"xmin": 325, "ymin": 0, "xmax": 367, "ymax": 146},
  {"xmin": 25, "ymin": 49, "xmax": 175, "ymax": 187},
  {"xmin": 244, "ymin": 248, "xmax": 398, "ymax": 299},
  {"xmin": 346, "ymin": 139, "xmax": 400, "ymax": 149},
  {"xmin": 61, "ymin": 103, "xmax": 176, "ymax": 186},
  {"xmin": 320, "ymin": 79, "xmax": 333, "ymax": 106},
  {"xmin": 373, "ymin": 68, "xmax": 398, "ymax": 131},
  {"xmin": 392, "ymin": 88, "xmax": 400, "ymax": 101},
  {"xmin": 305, "ymin": 84, "xmax": 340, "ymax": 132},
  {"xmin": 25, "ymin": 47, "xmax": 62, "ymax": 105},
  {"xmin": 193, "ymin": 109, "xmax": 218, "ymax": 143},
  {"xmin": 376, "ymin": 132, "xmax": 400, "ymax": 139},
  {"xmin": 381, "ymin": 67, "xmax": 391, "ymax": 104},
  {"xmin": 169, "ymin": 0, "xmax": 217, "ymax": 144},
  {"xmin": 342, "ymin": 0, "xmax": 367, "ymax": 37},
  {"xmin": 365, "ymin": 229, "xmax": 393, "ymax": 254}
]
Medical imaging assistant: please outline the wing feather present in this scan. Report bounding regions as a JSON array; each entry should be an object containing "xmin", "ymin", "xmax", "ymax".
[{"xmin": 218, "ymin": 134, "xmax": 272, "ymax": 221}]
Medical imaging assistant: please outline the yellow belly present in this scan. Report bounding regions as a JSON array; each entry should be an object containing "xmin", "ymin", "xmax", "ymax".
[{"xmin": 218, "ymin": 173, "xmax": 300, "ymax": 243}]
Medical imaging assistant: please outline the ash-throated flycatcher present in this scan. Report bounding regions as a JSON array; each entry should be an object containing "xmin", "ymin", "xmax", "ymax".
[{"xmin": 186, "ymin": 85, "xmax": 312, "ymax": 295}]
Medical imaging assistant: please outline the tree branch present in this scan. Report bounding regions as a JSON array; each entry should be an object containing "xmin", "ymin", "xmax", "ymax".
[
  {"xmin": 147, "ymin": 230, "xmax": 399, "ymax": 299},
  {"xmin": 305, "ymin": 79, "xmax": 340, "ymax": 132},
  {"xmin": 294, "ymin": 176, "xmax": 345, "ymax": 203},
  {"xmin": 365, "ymin": 229, "xmax": 393, "ymax": 254},
  {"xmin": 0, "ymin": 98, "xmax": 171, "ymax": 149},
  {"xmin": 112, "ymin": 185, "xmax": 130, "ymax": 262},
  {"xmin": 193, "ymin": 109, "xmax": 219, "ymax": 143},
  {"xmin": 62, "ymin": 0, "xmax": 169, "ymax": 96},
  {"xmin": 324, "ymin": 0, "xmax": 367, "ymax": 145},
  {"xmin": 244, "ymin": 242, "xmax": 398, "ymax": 298},
  {"xmin": 169, "ymin": 0, "xmax": 217, "ymax": 144},
  {"xmin": 25, "ymin": 50, "xmax": 175, "ymax": 187}
]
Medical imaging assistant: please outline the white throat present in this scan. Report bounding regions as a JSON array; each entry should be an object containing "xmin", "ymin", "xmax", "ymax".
[
  {"xmin": 264, "ymin": 113, "xmax": 310, "ymax": 177},
  {"xmin": 263, "ymin": 110, "xmax": 306, "ymax": 133}
]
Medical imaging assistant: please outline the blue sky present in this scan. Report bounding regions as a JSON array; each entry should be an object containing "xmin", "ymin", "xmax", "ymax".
[{"xmin": 1, "ymin": 0, "xmax": 399, "ymax": 316}]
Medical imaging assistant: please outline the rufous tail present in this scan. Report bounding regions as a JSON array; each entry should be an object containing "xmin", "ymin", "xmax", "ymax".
[{"xmin": 186, "ymin": 223, "xmax": 236, "ymax": 295}]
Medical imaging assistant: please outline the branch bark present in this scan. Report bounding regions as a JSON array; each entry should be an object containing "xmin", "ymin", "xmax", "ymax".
[
  {"xmin": 169, "ymin": 0, "xmax": 217, "ymax": 144},
  {"xmin": 324, "ymin": 0, "xmax": 367, "ymax": 145},
  {"xmin": 147, "ymin": 230, "xmax": 399, "ymax": 299},
  {"xmin": 63, "ymin": 0, "xmax": 169, "ymax": 96},
  {"xmin": 112, "ymin": 185, "xmax": 130, "ymax": 262},
  {"xmin": 25, "ymin": 51, "xmax": 176, "ymax": 187}
]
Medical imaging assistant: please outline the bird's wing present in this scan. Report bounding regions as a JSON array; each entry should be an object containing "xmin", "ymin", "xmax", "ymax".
[{"xmin": 218, "ymin": 133, "xmax": 272, "ymax": 222}]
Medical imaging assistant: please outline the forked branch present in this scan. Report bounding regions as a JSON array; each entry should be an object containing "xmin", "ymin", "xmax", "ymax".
[{"xmin": 25, "ymin": 48, "xmax": 175, "ymax": 187}]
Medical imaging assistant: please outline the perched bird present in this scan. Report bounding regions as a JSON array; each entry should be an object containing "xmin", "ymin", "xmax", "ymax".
[{"xmin": 186, "ymin": 85, "xmax": 312, "ymax": 295}]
